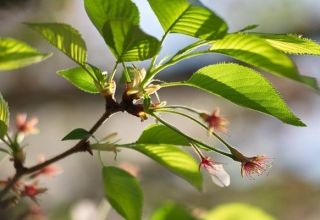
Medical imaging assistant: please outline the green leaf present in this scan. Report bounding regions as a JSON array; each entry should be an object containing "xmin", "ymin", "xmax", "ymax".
[
  {"xmin": 26, "ymin": 23, "xmax": 87, "ymax": 65},
  {"xmin": 257, "ymin": 33, "xmax": 320, "ymax": 55},
  {"xmin": 102, "ymin": 21, "xmax": 160, "ymax": 61},
  {"xmin": 62, "ymin": 128, "xmax": 91, "ymax": 141},
  {"xmin": 0, "ymin": 94, "xmax": 9, "ymax": 138},
  {"xmin": 57, "ymin": 67, "xmax": 99, "ymax": 93},
  {"xmin": 85, "ymin": 0, "xmax": 159, "ymax": 61},
  {"xmin": 238, "ymin": 24, "xmax": 259, "ymax": 32},
  {"xmin": 185, "ymin": 63, "xmax": 305, "ymax": 126},
  {"xmin": 131, "ymin": 144, "xmax": 202, "ymax": 190},
  {"xmin": 210, "ymin": 33, "xmax": 319, "ymax": 90},
  {"xmin": 148, "ymin": 0, "xmax": 227, "ymax": 40},
  {"xmin": 84, "ymin": 0, "xmax": 140, "ymax": 34},
  {"xmin": 137, "ymin": 124, "xmax": 190, "ymax": 146},
  {"xmin": 102, "ymin": 166, "xmax": 143, "ymax": 220},
  {"xmin": 204, "ymin": 203, "xmax": 275, "ymax": 220},
  {"xmin": 0, "ymin": 37, "xmax": 50, "ymax": 71},
  {"xmin": 150, "ymin": 201, "xmax": 196, "ymax": 220}
]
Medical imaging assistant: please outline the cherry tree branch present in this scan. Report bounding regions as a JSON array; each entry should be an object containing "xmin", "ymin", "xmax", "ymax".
[{"xmin": 0, "ymin": 97, "xmax": 122, "ymax": 203}]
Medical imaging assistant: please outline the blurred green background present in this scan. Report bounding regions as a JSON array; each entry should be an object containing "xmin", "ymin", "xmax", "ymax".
[{"xmin": 0, "ymin": 0, "xmax": 320, "ymax": 219}]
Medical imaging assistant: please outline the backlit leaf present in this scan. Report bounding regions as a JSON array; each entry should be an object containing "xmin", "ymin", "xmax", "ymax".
[
  {"xmin": 57, "ymin": 67, "xmax": 99, "ymax": 93},
  {"xmin": 137, "ymin": 124, "xmax": 189, "ymax": 146},
  {"xmin": 148, "ymin": 0, "xmax": 227, "ymax": 40},
  {"xmin": 0, "ymin": 37, "xmax": 50, "ymax": 71},
  {"xmin": 211, "ymin": 33, "xmax": 319, "ymax": 90},
  {"xmin": 26, "ymin": 23, "xmax": 87, "ymax": 65},
  {"xmin": 131, "ymin": 144, "xmax": 202, "ymax": 190},
  {"xmin": 102, "ymin": 166, "xmax": 143, "ymax": 220},
  {"xmin": 0, "ymin": 94, "xmax": 9, "ymax": 138},
  {"xmin": 185, "ymin": 63, "xmax": 305, "ymax": 126}
]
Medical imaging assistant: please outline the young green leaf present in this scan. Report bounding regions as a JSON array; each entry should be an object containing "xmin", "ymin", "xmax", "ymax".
[
  {"xmin": 84, "ymin": 0, "xmax": 140, "ymax": 34},
  {"xmin": 210, "ymin": 33, "xmax": 319, "ymax": 90},
  {"xmin": 137, "ymin": 124, "xmax": 189, "ymax": 146},
  {"xmin": 0, "ymin": 37, "xmax": 50, "ymax": 71},
  {"xmin": 26, "ymin": 23, "xmax": 87, "ymax": 65},
  {"xmin": 150, "ymin": 201, "xmax": 196, "ymax": 220},
  {"xmin": 204, "ymin": 203, "xmax": 275, "ymax": 220},
  {"xmin": 57, "ymin": 67, "xmax": 99, "ymax": 93},
  {"xmin": 183, "ymin": 63, "xmax": 305, "ymax": 126},
  {"xmin": 148, "ymin": 0, "xmax": 227, "ymax": 40},
  {"xmin": 62, "ymin": 128, "xmax": 91, "ymax": 141},
  {"xmin": 131, "ymin": 144, "xmax": 202, "ymax": 190},
  {"xmin": 102, "ymin": 166, "xmax": 143, "ymax": 220},
  {"xmin": 257, "ymin": 33, "xmax": 320, "ymax": 55},
  {"xmin": 0, "ymin": 94, "xmax": 9, "ymax": 138},
  {"xmin": 102, "ymin": 21, "xmax": 160, "ymax": 61}
]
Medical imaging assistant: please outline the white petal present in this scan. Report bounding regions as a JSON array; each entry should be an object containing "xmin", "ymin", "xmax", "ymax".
[{"xmin": 207, "ymin": 164, "xmax": 230, "ymax": 187}]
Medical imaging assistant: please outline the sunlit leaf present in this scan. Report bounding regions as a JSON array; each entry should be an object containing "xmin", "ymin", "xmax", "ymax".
[
  {"xmin": 137, "ymin": 124, "xmax": 189, "ymax": 146},
  {"xmin": 84, "ymin": 0, "xmax": 139, "ymax": 34},
  {"xmin": 148, "ymin": 0, "xmax": 227, "ymax": 40},
  {"xmin": 26, "ymin": 23, "xmax": 87, "ymax": 65},
  {"xmin": 102, "ymin": 21, "xmax": 160, "ymax": 61},
  {"xmin": 131, "ymin": 144, "xmax": 202, "ymax": 190},
  {"xmin": 257, "ymin": 33, "xmax": 320, "ymax": 55},
  {"xmin": 62, "ymin": 128, "xmax": 91, "ymax": 141},
  {"xmin": 204, "ymin": 203, "xmax": 275, "ymax": 220},
  {"xmin": 150, "ymin": 201, "xmax": 196, "ymax": 220},
  {"xmin": 0, "ymin": 37, "xmax": 50, "ymax": 71},
  {"xmin": 0, "ymin": 94, "xmax": 9, "ymax": 138},
  {"xmin": 185, "ymin": 63, "xmax": 305, "ymax": 126},
  {"xmin": 211, "ymin": 33, "xmax": 319, "ymax": 90},
  {"xmin": 102, "ymin": 166, "xmax": 143, "ymax": 220},
  {"xmin": 57, "ymin": 67, "xmax": 99, "ymax": 93}
]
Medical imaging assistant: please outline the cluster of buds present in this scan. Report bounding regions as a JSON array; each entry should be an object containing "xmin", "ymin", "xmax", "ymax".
[{"xmin": 126, "ymin": 67, "xmax": 161, "ymax": 100}]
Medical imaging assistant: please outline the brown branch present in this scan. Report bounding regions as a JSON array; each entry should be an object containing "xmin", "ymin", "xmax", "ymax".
[
  {"xmin": 0, "ymin": 92, "xmax": 144, "ymax": 205},
  {"xmin": 0, "ymin": 97, "xmax": 122, "ymax": 203}
]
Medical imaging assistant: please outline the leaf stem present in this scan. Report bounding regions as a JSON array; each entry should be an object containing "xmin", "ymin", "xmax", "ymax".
[
  {"xmin": 143, "ymin": 32, "xmax": 169, "ymax": 86},
  {"xmin": 155, "ymin": 109, "xmax": 238, "ymax": 154},
  {"xmin": 109, "ymin": 61, "xmax": 119, "ymax": 83},
  {"xmin": 150, "ymin": 112, "xmax": 233, "ymax": 158},
  {"xmin": 159, "ymin": 105, "xmax": 201, "ymax": 114}
]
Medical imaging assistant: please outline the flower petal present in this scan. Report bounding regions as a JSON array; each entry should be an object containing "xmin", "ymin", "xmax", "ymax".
[{"xmin": 207, "ymin": 164, "xmax": 230, "ymax": 187}]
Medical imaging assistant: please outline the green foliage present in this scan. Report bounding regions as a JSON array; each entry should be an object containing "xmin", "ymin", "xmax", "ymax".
[
  {"xmin": 26, "ymin": 23, "xmax": 87, "ymax": 65},
  {"xmin": 0, "ymin": 94, "xmax": 9, "ymax": 138},
  {"xmin": 131, "ymin": 143, "xmax": 202, "ymax": 190},
  {"xmin": 85, "ymin": 0, "xmax": 160, "ymax": 61},
  {"xmin": 84, "ymin": 0, "xmax": 140, "ymax": 34},
  {"xmin": 204, "ymin": 203, "xmax": 275, "ymax": 220},
  {"xmin": 210, "ymin": 33, "xmax": 319, "ymax": 90},
  {"xmin": 2, "ymin": 0, "xmax": 320, "ymax": 217},
  {"xmin": 0, "ymin": 37, "xmax": 50, "ymax": 71},
  {"xmin": 186, "ymin": 63, "xmax": 305, "ymax": 126},
  {"xmin": 137, "ymin": 124, "xmax": 189, "ymax": 146},
  {"xmin": 148, "ymin": 0, "xmax": 227, "ymax": 40},
  {"xmin": 102, "ymin": 21, "xmax": 160, "ymax": 61},
  {"xmin": 258, "ymin": 33, "xmax": 320, "ymax": 55},
  {"xmin": 150, "ymin": 201, "xmax": 196, "ymax": 220},
  {"xmin": 57, "ymin": 67, "xmax": 99, "ymax": 93},
  {"xmin": 102, "ymin": 166, "xmax": 143, "ymax": 220},
  {"xmin": 62, "ymin": 128, "xmax": 91, "ymax": 141}
]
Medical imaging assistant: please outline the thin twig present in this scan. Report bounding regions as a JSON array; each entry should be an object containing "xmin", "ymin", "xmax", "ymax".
[{"xmin": 0, "ymin": 110, "xmax": 115, "ymax": 203}]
